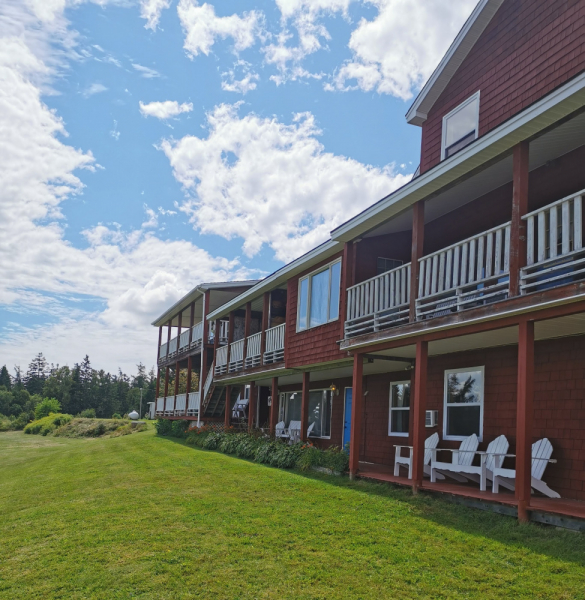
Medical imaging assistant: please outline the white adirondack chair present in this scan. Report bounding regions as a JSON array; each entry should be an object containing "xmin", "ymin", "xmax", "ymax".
[
  {"xmin": 492, "ymin": 438, "xmax": 560, "ymax": 498},
  {"xmin": 287, "ymin": 420, "xmax": 315, "ymax": 443},
  {"xmin": 275, "ymin": 421, "xmax": 287, "ymax": 438},
  {"xmin": 393, "ymin": 432, "xmax": 444, "ymax": 480},
  {"xmin": 463, "ymin": 435, "xmax": 509, "ymax": 489},
  {"xmin": 430, "ymin": 434, "xmax": 479, "ymax": 485}
]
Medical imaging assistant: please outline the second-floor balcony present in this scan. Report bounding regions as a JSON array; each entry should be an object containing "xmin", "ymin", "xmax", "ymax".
[
  {"xmin": 344, "ymin": 188, "xmax": 585, "ymax": 340},
  {"xmin": 158, "ymin": 320, "xmax": 229, "ymax": 363},
  {"xmin": 214, "ymin": 323, "xmax": 286, "ymax": 377}
]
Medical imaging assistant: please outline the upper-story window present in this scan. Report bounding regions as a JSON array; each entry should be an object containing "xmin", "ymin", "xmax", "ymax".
[
  {"xmin": 441, "ymin": 91, "xmax": 480, "ymax": 160},
  {"xmin": 297, "ymin": 259, "xmax": 342, "ymax": 331}
]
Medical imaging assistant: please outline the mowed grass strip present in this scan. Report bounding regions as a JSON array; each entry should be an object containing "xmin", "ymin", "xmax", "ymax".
[{"xmin": 0, "ymin": 430, "xmax": 584, "ymax": 600}]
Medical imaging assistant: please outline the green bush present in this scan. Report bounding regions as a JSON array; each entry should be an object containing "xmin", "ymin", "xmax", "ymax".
[
  {"xmin": 154, "ymin": 419, "xmax": 173, "ymax": 436},
  {"xmin": 321, "ymin": 446, "xmax": 349, "ymax": 473},
  {"xmin": 111, "ymin": 413, "xmax": 122, "ymax": 419},
  {"xmin": 0, "ymin": 415, "xmax": 13, "ymax": 432},
  {"xmin": 24, "ymin": 413, "xmax": 72, "ymax": 436},
  {"xmin": 171, "ymin": 420, "xmax": 189, "ymax": 438},
  {"xmin": 53, "ymin": 418, "xmax": 133, "ymax": 438},
  {"xmin": 296, "ymin": 444, "xmax": 323, "ymax": 471},
  {"xmin": 79, "ymin": 408, "xmax": 96, "ymax": 418},
  {"xmin": 34, "ymin": 398, "xmax": 62, "ymax": 420}
]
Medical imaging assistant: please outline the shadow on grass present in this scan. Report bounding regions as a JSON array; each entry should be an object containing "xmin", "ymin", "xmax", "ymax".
[{"xmin": 158, "ymin": 435, "xmax": 585, "ymax": 565}]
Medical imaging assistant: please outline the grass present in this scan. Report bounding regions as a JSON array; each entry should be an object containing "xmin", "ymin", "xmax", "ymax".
[{"xmin": 0, "ymin": 430, "xmax": 584, "ymax": 600}]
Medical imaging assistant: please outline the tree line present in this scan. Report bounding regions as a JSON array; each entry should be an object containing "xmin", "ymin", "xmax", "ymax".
[{"xmin": 0, "ymin": 353, "xmax": 157, "ymax": 428}]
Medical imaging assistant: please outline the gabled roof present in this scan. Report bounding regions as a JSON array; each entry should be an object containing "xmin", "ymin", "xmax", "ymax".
[{"xmin": 406, "ymin": 0, "xmax": 505, "ymax": 126}]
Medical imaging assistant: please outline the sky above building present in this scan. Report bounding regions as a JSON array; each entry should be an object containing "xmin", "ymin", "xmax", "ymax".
[{"xmin": 0, "ymin": 0, "xmax": 478, "ymax": 374}]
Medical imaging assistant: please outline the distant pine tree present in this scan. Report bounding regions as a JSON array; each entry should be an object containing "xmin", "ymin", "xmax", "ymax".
[
  {"xmin": 25, "ymin": 353, "xmax": 49, "ymax": 396},
  {"xmin": 0, "ymin": 365, "xmax": 11, "ymax": 390}
]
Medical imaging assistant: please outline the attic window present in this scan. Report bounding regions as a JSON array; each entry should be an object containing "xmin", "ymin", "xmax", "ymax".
[{"xmin": 441, "ymin": 92, "xmax": 480, "ymax": 160}]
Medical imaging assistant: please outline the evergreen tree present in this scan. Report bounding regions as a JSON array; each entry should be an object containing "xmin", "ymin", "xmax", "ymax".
[
  {"xmin": 0, "ymin": 365, "xmax": 11, "ymax": 390},
  {"xmin": 25, "ymin": 353, "xmax": 49, "ymax": 395}
]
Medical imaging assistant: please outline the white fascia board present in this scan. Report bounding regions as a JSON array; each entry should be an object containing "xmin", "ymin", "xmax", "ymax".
[
  {"xmin": 406, "ymin": 0, "xmax": 505, "ymax": 126},
  {"xmin": 333, "ymin": 71, "xmax": 585, "ymax": 243},
  {"xmin": 206, "ymin": 240, "xmax": 343, "ymax": 321}
]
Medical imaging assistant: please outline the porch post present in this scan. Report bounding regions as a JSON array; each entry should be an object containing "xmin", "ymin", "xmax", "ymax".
[
  {"xmin": 269, "ymin": 377, "xmax": 279, "ymax": 436},
  {"xmin": 411, "ymin": 339, "xmax": 428, "ymax": 493},
  {"xmin": 155, "ymin": 368, "xmax": 161, "ymax": 399},
  {"xmin": 213, "ymin": 319, "xmax": 220, "ymax": 355},
  {"xmin": 516, "ymin": 320, "xmax": 535, "ymax": 522},
  {"xmin": 164, "ymin": 366, "xmax": 170, "ymax": 398},
  {"xmin": 243, "ymin": 302, "xmax": 252, "ymax": 369},
  {"xmin": 349, "ymin": 353, "xmax": 364, "ymax": 479},
  {"xmin": 177, "ymin": 311, "xmax": 182, "ymax": 344},
  {"xmin": 167, "ymin": 319, "xmax": 172, "ymax": 346},
  {"xmin": 409, "ymin": 200, "xmax": 425, "ymax": 322},
  {"xmin": 185, "ymin": 356, "xmax": 192, "ymax": 417},
  {"xmin": 260, "ymin": 292, "xmax": 270, "ymax": 364},
  {"xmin": 224, "ymin": 385, "xmax": 231, "ymax": 428},
  {"xmin": 300, "ymin": 371, "xmax": 310, "ymax": 442},
  {"xmin": 510, "ymin": 141, "xmax": 530, "ymax": 297},
  {"xmin": 188, "ymin": 301, "xmax": 195, "ymax": 346},
  {"xmin": 197, "ymin": 291, "xmax": 210, "ymax": 427},
  {"xmin": 157, "ymin": 326, "xmax": 163, "ymax": 364},
  {"xmin": 340, "ymin": 241, "xmax": 355, "ymax": 339},
  {"xmin": 173, "ymin": 361, "xmax": 180, "ymax": 414},
  {"xmin": 248, "ymin": 381, "xmax": 256, "ymax": 432},
  {"xmin": 226, "ymin": 311, "xmax": 235, "ymax": 371}
]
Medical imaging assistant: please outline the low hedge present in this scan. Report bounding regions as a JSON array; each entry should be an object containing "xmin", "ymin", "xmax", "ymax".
[
  {"xmin": 180, "ymin": 426, "xmax": 349, "ymax": 473},
  {"xmin": 24, "ymin": 413, "xmax": 72, "ymax": 436}
]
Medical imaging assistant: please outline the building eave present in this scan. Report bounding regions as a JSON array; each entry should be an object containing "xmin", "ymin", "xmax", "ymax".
[{"xmin": 405, "ymin": 0, "xmax": 505, "ymax": 126}]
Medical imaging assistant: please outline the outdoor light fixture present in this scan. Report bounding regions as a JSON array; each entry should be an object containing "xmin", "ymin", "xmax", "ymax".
[{"xmin": 329, "ymin": 384, "xmax": 339, "ymax": 396}]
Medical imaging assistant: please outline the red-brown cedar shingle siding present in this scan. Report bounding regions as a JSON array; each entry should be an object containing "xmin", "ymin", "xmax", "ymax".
[
  {"xmin": 360, "ymin": 335, "xmax": 585, "ymax": 502},
  {"xmin": 286, "ymin": 252, "xmax": 347, "ymax": 368},
  {"xmin": 420, "ymin": 0, "xmax": 585, "ymax": 173}
]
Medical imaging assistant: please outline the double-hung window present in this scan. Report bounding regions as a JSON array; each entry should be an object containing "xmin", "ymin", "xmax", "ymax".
[
  {"xmin": 443, "ymin": 366, "xmax": 484, "ymax": 441},
  {"xmin": 279, "ymin": 389, "xmax": 333, "ymax": 438},
  {"xmin": 297, "ymin": 259, "xmax": 342, "ymax": 331},
  {"xmin": 441, "ymin": 91, "xmax": 480, "ymax": 160},
  {"xmin": 388, "ymin": 381, "xmax": 410, "ymax": 437}
]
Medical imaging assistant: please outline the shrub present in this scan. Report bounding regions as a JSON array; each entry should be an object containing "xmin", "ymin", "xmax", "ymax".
[
  {"xmin": 154, "ymin": 419, "xmax": 173, "ymax": 436},
  {"xmin": 296, "ymin": 444, "xmax": 322, "ymax": 472},
  {"xmin": 171, "ymin": 420, "xmax": 189, "ymax": 438},
  {"xmin": 79, "ymin": 408, "xmax": 96, "ymax": 419},
  {"xmin": 0, "ymin": 415, "xmax": 13, "ymax": 432},
  {"xmin": 24, "ymin": 413, "xmax": 72, "ymax": 436},
  {"xmin": 53, "ymin": 418, "xmax": 132, "ymax": 438},
  {"xmin": 111, "ymin": 413, "xmax": 122, "ymax": 419},
  {"xmin": 34, "ymin": 398, "xmax": 61, "ymax": 420},
  {"xmin": 321, "ymin": 446, "xmax": 349, "ymax": 473}
]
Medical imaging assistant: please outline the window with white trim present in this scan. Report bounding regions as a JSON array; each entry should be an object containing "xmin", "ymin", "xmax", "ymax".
[
  {"xmin": 279, "ymin": 389, "xmax": 333, "ymax": 438},
  {"xmin": 441, "ymin": 92, "xmax": 480, "ymax": 160},
  {"xmin": 297, "ymin": 259, "xmax": 341, "ymax": 331},
  {"xmin": 443, "ymin": 366, "xmax": 484, "ymax": 441},
  {"xmin": 388, "ymin": 381, "xmax": 410, "ymax": 437}
]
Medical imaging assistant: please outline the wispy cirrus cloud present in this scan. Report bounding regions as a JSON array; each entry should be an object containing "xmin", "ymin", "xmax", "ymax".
[{"xmin": 132, "ymin": 62, "xmax": 161, "ymax": 78}]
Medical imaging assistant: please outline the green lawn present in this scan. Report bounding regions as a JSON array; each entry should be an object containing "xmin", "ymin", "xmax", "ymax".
[{"xmin": 1, "ymin": 430, "xmax": 584, "ymax": 599}]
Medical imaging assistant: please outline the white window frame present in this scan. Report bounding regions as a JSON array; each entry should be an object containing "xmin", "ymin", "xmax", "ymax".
[
  {"xmin": 388, "ymin": 380, "xmax": 410, "ymax": 437},
  {"xmin": 441, "ymin": 91, "xmax": 480, "ymax": 161},
  {"xmin": 296, "ymin": 258, "xmax": 342, "ymax": 332},
  {"xmin": 443, "ymin": 366, "xmax": 485, "ymax": 442},
  {"xmin": 279, "ymin": 388, "xmax": 333, "ymax": 439}
]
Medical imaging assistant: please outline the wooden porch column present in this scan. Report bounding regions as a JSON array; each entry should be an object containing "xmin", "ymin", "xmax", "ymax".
[
  {"xmin": 157, "ymin": 326, "xmax": 163, "ymax": 364},
  {"xmin": 300, "ymin": 371, "xmax": 310, "ymax": 442},
  {"xmin": 248, "ymin": 381, "xmax": 256, "ymax": 431},
  {"xmin": 516, "ymin": 320, "xmax": 535, "ymax": 523},
  {"xmin": 349, "ymin": 353, "xmax": 364, "ymax": 479},
  {"xmin": 411, "ymin": 340, "xmax": 428, "ymax": 493},
  {"xmin": 185, "ymin": 356, "xmax": 192, "ymax": 417},
  {"xmin": 177, "ymin": 311, "xmax": 182, "ymax": 342},
  {"xmin": 510, "ymin": 141, "xmax": 530, "ymax": 297},
  {"xmin": 155, "ymin": 368, "xmax": 161, "ymax": 399},
  {"xmin": 213, "ymin": 319, "xmax": 220, "ymax": 355},
  {"xmin": 409, "ymin": 201, "xmax": 425, "ymax": 322},
  {"xmin": 260, "ymin": 292, "xmax": 270, "ymax": 364},
  {"xmin": 164, "ymin": 366, "xmax": 170, "ymax": 398},
  {"xmin": 188, "ymin": 301, "xmax": 195, "ymax": 346},
  {"xmin": 243, "ymin": 302, "xmax": 252, "ymax": 369},
  {"xmin": 224, "ymin": 386, "xmax": 231, "ymax": 428},
  {"xmin": 269, "ymin": 377, "xmax": 279, "ymax": 436},
  {"xmin": 173, "ymin": 361, "xmax": 180, "ymax": 413},
  {"xmin": 340, "ymin": 241, "xmax": 355, "ymax": 339},
  {"xmin": 226, "ymin": 311, "xmax": 235, "ymax": 370},
  {"xmin": 200, "ymin": 291, "xmax": 211, "ymax": 382},
  {"xmin": 167, "ymin": 319, "xmax": 172, "ymax": 346}
]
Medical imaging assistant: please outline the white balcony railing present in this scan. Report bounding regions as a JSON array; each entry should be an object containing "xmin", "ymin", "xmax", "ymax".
[
  {"xmin": 168, "ymin": 336, "xmax": 178, "ymax": 357},
  {"xmin": 345, "ymin": 264, "xmax": 411, "ymax": 338},
  {"xmin": 264, "ymin": 323, "xmax": 285, "ymax": 364},
  {"xmin": 204, "ymin": 362, "xmax": 214, "ymax": 401},
  {"xmin": 245, "ymin": 332, "xmax": 262, "ymax": 369},
  {"xmin": 190, "ymin": 322, "xmax": 204, "ymax": 348},
  {"xmin": 159, "ymin": 343, "xmax": 168, "ymax": 360},
  {"xmin": 156, "ymin": 396, "xmax": 164, "ymax": 414},
  {"xmin": 187, "ymin": 392, "xmax": 200, "ymax": 416},
  {"xmin": 174, "ymin": 393, "xmax": 187, "ymax": 415},
  {"xmin": 416, "ymin": 222, "xmax": 511, "ymax": 321},
  {"xmin": 215, "ymin": 345, "xmax": 228, "ymax": 376},
  {"xmin": 521, "ymin": 190, "xmax": 584, "ymax": 293},
  {"xmin": 228, "ymin": 339, "xmax": 244, "ymax": 373},
  {"xmin": 164, "ymin": 396, "xmax": 175, "ymax": 416},
  {"xmin": 179, "ymin": 329, "xmax": 190, "ymax": 351}
]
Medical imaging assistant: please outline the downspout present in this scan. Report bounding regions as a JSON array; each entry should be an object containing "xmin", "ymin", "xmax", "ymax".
[{"xmin": 197, "ymin": 291, "xmax": 206, "ymax": 428}]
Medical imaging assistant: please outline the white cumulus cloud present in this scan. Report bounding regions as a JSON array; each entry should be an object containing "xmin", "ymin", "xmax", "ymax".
[
  {"xmin": 161, "ymin": 103, "xmax": 411, "ymax": 262},
  {"xmin": 177, "ymin": 0, "xmax": 263, "ymax": 58},
  {"xmin": 139, "ymin": 100, "xmax": 194, "ymax": 119},
  {"xmin": 328, "ymin": 0, "xmax": 478, "ymax": 99},
  {"xmin": 140, "ymin": 0, "xmax": 172, "ymax": 31}
]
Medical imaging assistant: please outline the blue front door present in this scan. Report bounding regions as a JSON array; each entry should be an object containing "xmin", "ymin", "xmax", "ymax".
[{"xmin": 343, "ymin": 388, "xmax": 352, "ymax": 448}]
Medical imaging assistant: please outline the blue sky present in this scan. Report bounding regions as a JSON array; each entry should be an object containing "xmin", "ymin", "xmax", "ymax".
[{"xmin": 0, "ymin": 0, "xmax": 477, "ymax": 373}]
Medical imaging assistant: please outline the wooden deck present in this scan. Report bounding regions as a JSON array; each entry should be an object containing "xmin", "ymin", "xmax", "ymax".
[{"xmin": 358, "ymin": 462, "xmax": 585, "ymax": 523}]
